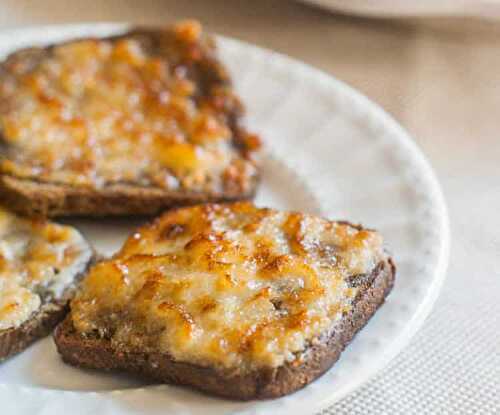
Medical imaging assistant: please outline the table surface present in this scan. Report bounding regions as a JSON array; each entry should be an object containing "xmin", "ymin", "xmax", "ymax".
[{"xmin": 0, "ymin": 1, "xmax": 498, "ymax": 414}]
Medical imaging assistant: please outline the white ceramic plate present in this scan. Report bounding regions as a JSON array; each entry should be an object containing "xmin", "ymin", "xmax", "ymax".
[{"xmin": 0, "ymin": 23, "xmax": 449, "ymax": 415}]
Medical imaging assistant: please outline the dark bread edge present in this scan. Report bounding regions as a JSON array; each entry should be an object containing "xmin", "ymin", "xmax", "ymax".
[
  {"xmin": 53, "ymin": 257, "xmax": 395, "ymax": 400},
  {"xmin": 0, "ymin": 176, "xmax": 257, "ymax": 218},
  {"xmin": 0, "ymin": 299, "xmax": 70, "ymax": 362},
  {"xmin": 0, "ymin": 27, "xmax": 259, "ymax": 218},
  {"xmin": 0, "ymin": 255, "xmax": 95, "ymax": 363}
]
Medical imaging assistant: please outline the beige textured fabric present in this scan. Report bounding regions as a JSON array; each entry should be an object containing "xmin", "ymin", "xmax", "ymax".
[{"xmin": 0, "ymin": 1, "xmax": 498, "ymax": 413}]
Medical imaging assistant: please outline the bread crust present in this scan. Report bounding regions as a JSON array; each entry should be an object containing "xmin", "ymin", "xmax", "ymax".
[
  {"xmin": 0, "ymin": 257, "xmax": 94, "ymax": 362},
  {"xmin": 0, "ymin": 26, "xmax": 259, "ymax": 218},
  {"xmin": 0, "ymin": 175, "xmax": 257, "ymax": 218},
  {"xmin": 0, "ymin": 299, "xmax": 69, "ymax": 362},
  {"xmin": 53, "ymin": 257, "xmax": 395, "ymax": 400}
]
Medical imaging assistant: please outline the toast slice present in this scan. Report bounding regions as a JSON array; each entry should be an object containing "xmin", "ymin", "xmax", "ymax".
[
  {"xmin": 0, "ymin": 207, "xmax": 93, "ymax": 361},
  {"xmin": 0, "ymin": 21, "xmax": 261, "ymax": 217},
  {"xmin": 54, "ymin": 202, "xmax": 395, "ymax": 399}
]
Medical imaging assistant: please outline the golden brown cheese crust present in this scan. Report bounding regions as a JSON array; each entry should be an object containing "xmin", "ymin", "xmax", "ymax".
[
  {"xmin": 71, "ymin": 202, "xmax": 386, "ymax": 373},
  {"xmin": 0, "ymin": 21, "xmax": 260, "ymax": 195},
  {"xmin": 0, "ymin": 207, "xmax": 92, "ymax": 330}
]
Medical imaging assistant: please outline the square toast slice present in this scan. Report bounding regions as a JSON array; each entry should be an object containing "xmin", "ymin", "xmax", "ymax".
[
  {"xmin": 0, "ymin": 21, "xmax": 261, "ymax": 217},
  {"xmin": 54, "ymin": 202, "xmax": 395, "ymax": 399}
]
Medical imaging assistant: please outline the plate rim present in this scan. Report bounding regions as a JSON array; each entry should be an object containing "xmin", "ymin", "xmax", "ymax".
[
  {"xmin": 298, "ymin": 0, "xmax": 500, "ymax": 18},
  {"xmin": 0, "ymin": 22, "xmax": 450, "ymax": 414},
  {"xmin": 220, "ymin": 32, "xmax": 450, "ymax": 412}
]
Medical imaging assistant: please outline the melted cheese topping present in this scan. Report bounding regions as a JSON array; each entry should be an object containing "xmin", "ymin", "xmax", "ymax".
[
  {"xmin": 0, "ymin": 208, "xmax": 92, "ymax": 330},
  {"xmin": 0, "ymin": 21, "xmax": 260, "ymax": 193},
  {"xmin": 71, "ymin": 203, "xmax": 385, "ymax": 372}
]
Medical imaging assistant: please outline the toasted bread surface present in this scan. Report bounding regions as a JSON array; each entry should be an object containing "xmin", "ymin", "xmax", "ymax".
[
  {"xmin": 0, "ymin": 21, "xmax": 260, "ymax": 217},
  {"xmin": 0, "ymin": 207, "xmax": 93, "ymax": 361},
  {"xmin": 54, "ymin": 202, "xmax": 395, "ymax": 398}
]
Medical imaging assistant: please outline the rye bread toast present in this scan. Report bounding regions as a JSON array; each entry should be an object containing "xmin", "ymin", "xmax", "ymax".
[
  {"xmin": 0, "ymin": 280, "xmax": 83, "ymax": 362},
  {"xmin": 0, "ymin": 207, "xmax": 93, "ymax": 361},
  {"xmin": 0, "ymin": 21, "xmax": 260, "ymax": 217},
  {"xmin": 54, "ymin": 202, "xmax": 395, "ymax": 399}
]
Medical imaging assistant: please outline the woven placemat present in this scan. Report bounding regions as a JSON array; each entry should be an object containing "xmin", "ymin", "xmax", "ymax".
[{"xmin": 320, "ymin": 231, "xmax": 500, "ymax": 414}]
